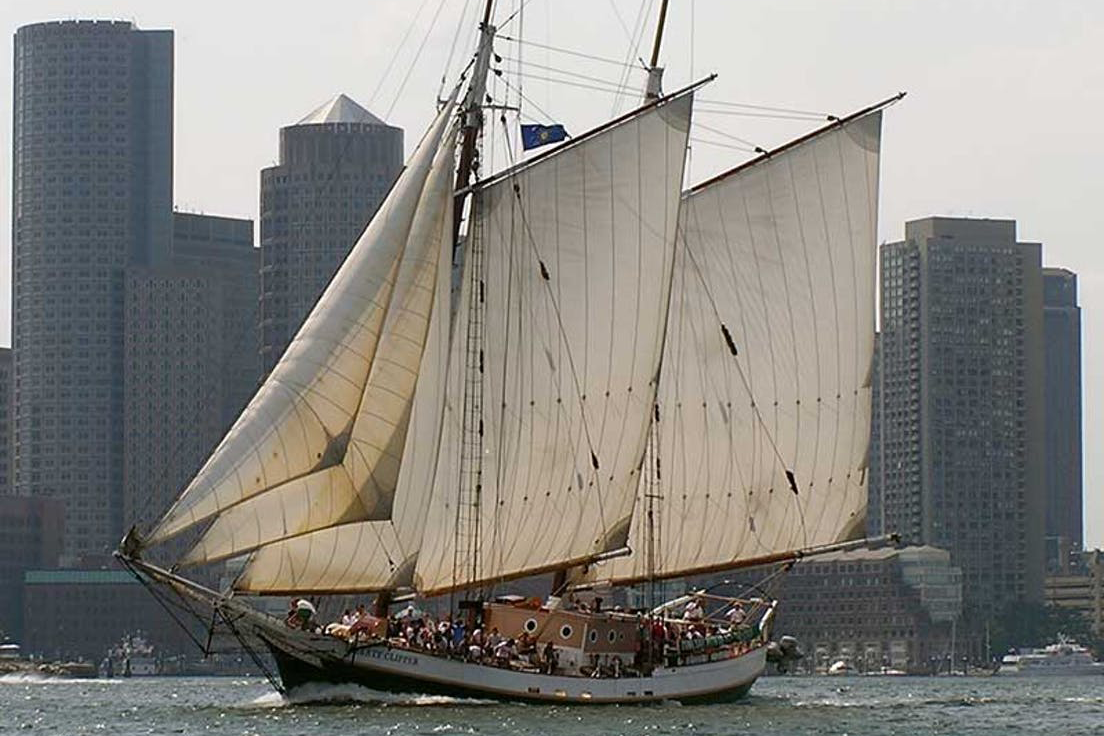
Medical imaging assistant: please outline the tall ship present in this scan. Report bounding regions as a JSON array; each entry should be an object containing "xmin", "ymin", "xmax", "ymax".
[{"xmin": 119, "ymin": 0, "xmax": 898, "ymax": 703}]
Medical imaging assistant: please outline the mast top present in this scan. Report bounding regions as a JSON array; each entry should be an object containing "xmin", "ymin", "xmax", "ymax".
[{"xmin": 644, "ymin": 0, "xmax": 671, "ymax": 100}]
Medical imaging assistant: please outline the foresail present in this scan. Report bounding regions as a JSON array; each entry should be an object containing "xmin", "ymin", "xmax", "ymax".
[
  {"xmin": 588, "ymin": 110, "xmax": 883, "ymax": 586},
  {"xmin": 233, "ymin": 151, "xmax": 462, "ymax": 592},
  {"xmin": 147, "ymin": 98, "xmax": 457, "ymax": 549},
  {"xmin": 413, "ymin": 90, "xmax": 695, "ymax": 596}
]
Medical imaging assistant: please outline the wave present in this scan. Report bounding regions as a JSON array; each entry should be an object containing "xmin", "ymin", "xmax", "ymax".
[
  {"xmin": 0, "ymin": 672, "xmax": 118, "ymax": 685},
  {"xmin": 240, "ymin": 682, "xmax": 497, "ymax": 708}
]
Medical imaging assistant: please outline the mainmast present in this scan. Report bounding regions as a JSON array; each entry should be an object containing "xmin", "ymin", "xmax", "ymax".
[
  {"xmin": 452, "ymin": 0, "xmax": 496, "ymax": 248},
  {"xmin": 644, "ymin": 0, "xmax": 670, "ymax": 100},
  {"xmin": 449, "ymin": 0, "xmax": 495, "ymax": 600}
]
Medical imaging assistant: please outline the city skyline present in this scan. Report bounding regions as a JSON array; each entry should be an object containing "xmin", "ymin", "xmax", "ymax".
[{"xmin": 0, "ymin": 0, "xmax": 1100, "ymax": 546}]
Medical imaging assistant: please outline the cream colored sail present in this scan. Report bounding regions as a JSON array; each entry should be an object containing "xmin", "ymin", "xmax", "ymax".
[
  {"xmin": 147, "ymin": 100, "xmax": 456, "ymax": 547},
  {"xmin": 413, "ymin": 91, "xmax": 695, "ymax": 596},
  {"xmin": 233, "ymin": 190, "xmax": 464, "ymax": 592},
  {"xmin": 588, "ymin": 110, "xmax": 883, "ymax": 586}
]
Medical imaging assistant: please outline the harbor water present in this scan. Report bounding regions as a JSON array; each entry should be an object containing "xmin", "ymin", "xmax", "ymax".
[{"xmin": 1, "ymin": 673, "xmax": 1101, "ymax": 735}]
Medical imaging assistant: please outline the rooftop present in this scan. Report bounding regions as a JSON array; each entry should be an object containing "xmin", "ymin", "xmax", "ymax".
[
  {"xmin": 296, "ymin": 94, "xmax": 387, "ymax": 126},
  {"xmin": 24, "ymin": 569, "xmax": 137, "ymax": 585}
]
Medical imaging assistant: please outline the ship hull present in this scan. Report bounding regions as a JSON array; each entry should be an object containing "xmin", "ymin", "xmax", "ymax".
[{"xmin": 259, "ymin": 628, "xmax": 765, "ymax": 704}]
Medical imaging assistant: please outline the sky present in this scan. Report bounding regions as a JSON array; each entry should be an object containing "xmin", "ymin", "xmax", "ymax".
[{"xmin": 0, "ymin": 0, "xmax": 1099, "ymax": 546}]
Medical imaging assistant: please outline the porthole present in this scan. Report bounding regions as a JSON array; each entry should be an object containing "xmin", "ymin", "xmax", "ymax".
[
  {"xmin": 588, "ymin": 629, "xmax": 598, "ymax": 644},
  {"xmin": 524, "ymin": 618, "xmax": 538, "ymax": 633},
  {"xmin": 560, "ymin": 624, "xmax": 573, "ymax": 639},
  {"xmin": 607, "ymin": 630, "xmax": 617, "ymax": 643}
]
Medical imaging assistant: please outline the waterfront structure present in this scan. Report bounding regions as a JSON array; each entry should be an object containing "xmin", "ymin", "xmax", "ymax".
[
  {"xmin": 0, "ymin": 497, "xmax": 63, "ymax": 642},
  {"xmin": 0, "ymin": 348, "xmax": 11, "ymax": 495},
  {"xmin": 11, "ymin": 21, "xmax": 173, "ymax": 560},
  {"xmin": 1041, "ymin": 268, "xmax": 1082, "ymax": 568},
  {"xmin": 21, "ymin": 569, "xmax": 193, "ymax": 661},
  {"xmin": 258, "ymin": 94, "xmax": 402, "ymax": 372},
  {"xmin": 1045, "ymin": 548, "xmax": 1103, "ymax": 636},
  {"xmin": 771, "ymin": 546, "xmax": 962, "ymax": 673},
  {"xmin": 871, "ymin": 217, "xmax": 1046, "ymax": 652},
  {"xmin": 123, "ymin": 214, "xmax": 258, "ymax": 540}
]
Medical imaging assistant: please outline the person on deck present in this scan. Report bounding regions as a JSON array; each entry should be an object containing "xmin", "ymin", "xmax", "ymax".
[
  {"xmin": 542, "ymin": 641, "xmax": 558, "ymax": 674},
  {"xmin": 683, "ymin": 598, "xmax": 704, "ymax": 623}
]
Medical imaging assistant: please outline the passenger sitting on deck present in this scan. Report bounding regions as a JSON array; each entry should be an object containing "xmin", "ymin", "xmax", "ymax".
[
  {"xmin": 486, "ymin": 627, "xmax": 503, "ymax": 650},
  {"xmin": 292, "ymin": 599, "xmax": 318, "ymax": 631},
  {"xmin": 517, "ymin": 632, "xmax": 537, "ymax": 664},
  {"xmin": 341, "ymin": 609, "xmax": 357, "ymax": 627},
  {"xmin": 493, "ymin": 638, "xmax": 516, "ymax": 666},
  {"xmin": 683, "ymin": 598, "xmax": 704, "ymax": 623},
  {"xmin": 725, "ymin": 602, "xmax": 747, "ymax": 627},
  {"xmin": 451, "ymin": 620, "xmax": 466, "ymax": 651}
]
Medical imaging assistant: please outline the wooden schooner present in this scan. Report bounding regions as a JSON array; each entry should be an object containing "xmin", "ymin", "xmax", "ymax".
[{"xmin": 118, "ymin": 0, "xmax": 899, "ymax": 703}]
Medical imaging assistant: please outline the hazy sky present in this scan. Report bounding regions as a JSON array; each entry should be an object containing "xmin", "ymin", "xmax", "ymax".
[{"xmin": 0, "ymin": 1, "xmax": 1100, "ymax": 546}]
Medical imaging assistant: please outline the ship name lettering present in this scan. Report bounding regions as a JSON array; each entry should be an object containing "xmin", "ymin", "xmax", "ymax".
[{"xmin": 365, "ymin": 648, "xmax": 418, "ymax": 666}]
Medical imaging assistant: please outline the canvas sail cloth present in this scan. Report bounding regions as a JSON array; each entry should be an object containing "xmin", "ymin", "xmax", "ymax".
[
  {"xmin": 414, "ymin": 91, "xmax": 695, "ymax": 596},
  {"xmin": 144, "ymin": 98, "xmax": 457, "ymax": 556},
  {"xmin": 230, "ymin": 89, "xmax": 696, "ymax": 595},
  {"xmin": 231, "ymin": 128, "xmax": 462, "ymax": 592},
  {"xmin": 587, "ymin": 110, "xmax": 883, "ymax": 587}
]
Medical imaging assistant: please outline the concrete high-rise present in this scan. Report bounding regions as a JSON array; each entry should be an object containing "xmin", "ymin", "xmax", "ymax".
[
  {"xmin": 123, "ymin": 214, "xmax": 258, "ymax": 539},
  {"xmin": 259, "ymin": 94, "xmax": 402, "ymax": 372},
  {"xmin": 0, "ymin": 348, "xmax": 11, "ymax": 496},
  {"xmin": 871, "ymin": 217, "xmax": 1045, "ymax": 651},
  {"xmin": 1041, "ymin": 268, "xmax": 1082, "ymax": 569},
  {"xmin": 12, "ymin": 21, "xmax": 173, "ymax": 560}
]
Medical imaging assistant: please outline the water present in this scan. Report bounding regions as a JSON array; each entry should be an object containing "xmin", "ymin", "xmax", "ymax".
[{"xmin": 1, "ymin": 673, "xmax": 1102, "ymax": 735}]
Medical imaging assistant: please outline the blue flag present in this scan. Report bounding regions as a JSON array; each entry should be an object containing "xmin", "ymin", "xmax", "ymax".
[{"xmin": 520, "ymin": 123, "xmax": 568, "ymax": 151}]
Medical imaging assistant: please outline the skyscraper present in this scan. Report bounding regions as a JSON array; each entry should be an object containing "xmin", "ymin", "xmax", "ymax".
[
  {"xmin": 1041, "ymin": 268, "xmax": 1082, "ymax": 569},
  {"xmin": 123, "ymin": 214, "xmax": 258, "ymax": 539},
  {"xmin": 0, "ymin": 348, "xmax": 11, "ymax": 496},
  {"xmin": 12, "ymin": 21, "xmax": 173, "ymax": 560},
  {"xmin": 259, "ymin": 94, "xmax": 403, "ymax": 372},
  {"xmin": 872, "ymin": 217, "xmax": 1045, "ymax": 650}
]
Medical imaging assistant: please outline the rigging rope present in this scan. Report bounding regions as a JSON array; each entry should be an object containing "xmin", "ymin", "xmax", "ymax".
[
  {"xmin": 498, "ymin": 35, "xmax": 646, "ymax": 69},
  {"xmin": 386, "ymin": 0, "xmax": 453, "ymax": 119},
  {"xmin": 367, "ymin": 0, "xmax": 436, "ymax": 109},
  {"xmin": 609, "ymin": 0, "xmax": 655, "ymax": 115}
]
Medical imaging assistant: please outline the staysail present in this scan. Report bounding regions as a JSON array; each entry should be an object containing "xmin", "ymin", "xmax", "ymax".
[
  {"xmin": 586, "ymin": 107, "xmax": 884, "ymax": 587},
  {"xmin": 412, "ymin": 87, "xmax": 697, "ymax": 596},
  {"xmin": 145, "ymin": 96, "xmax": 457, "ymax": 552},
  {"xmin": 230, "ymin": 128, "xmax": 463, "ymax": 593}
]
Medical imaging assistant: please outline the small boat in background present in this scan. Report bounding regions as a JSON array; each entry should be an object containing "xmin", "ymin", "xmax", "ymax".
[{"xmin": 998, "ymin": 638, "xmax": 1104, "ymax": 676}]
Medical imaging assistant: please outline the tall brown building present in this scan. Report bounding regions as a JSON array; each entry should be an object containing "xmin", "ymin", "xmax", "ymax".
[
  {"xmin": 1041, "ymin": 268, "xmax": 1082, "ymax": 569},
  {"xmin": 123, "ymin": 213, "xmax": 257, "ymax": 546},
  {"xmin": 0, "ymin": 496, "xmax": 63, "ymax": 641},
  {"xmin": 0, "ymin": 348, "xmax": 11, "ymax": 496},
  {"xmin": 11, "ymin": 21, "xmax": 173, "ymax": 561}
]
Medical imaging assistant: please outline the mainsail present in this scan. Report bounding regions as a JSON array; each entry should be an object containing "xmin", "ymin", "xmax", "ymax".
[
  {"xmin": 587, "ymin": 108, "xmax": 884, "ymax": 587},
  {"xmin": 413, "ymin": 89, "xmax": 696, "ymax": 596},
  {"xmin": 146, "ymin": 96, "xmax": 457, "ymax": 555}
]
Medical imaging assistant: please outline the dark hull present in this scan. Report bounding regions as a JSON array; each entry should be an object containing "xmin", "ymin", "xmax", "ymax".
[{"xmin": 265, "ymin": 637, "xmax": 758, "ymax": 705}]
